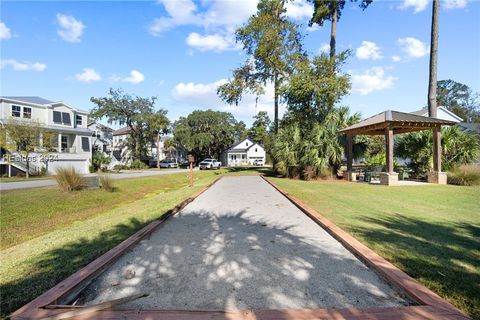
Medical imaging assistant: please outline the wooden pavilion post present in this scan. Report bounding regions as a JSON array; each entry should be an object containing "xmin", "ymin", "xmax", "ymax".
[
  {"xmin": 346, "ymin": 134, "xmax": 354, "ymax": 181},
  {"xmin": 379, "ymin": 125, "xmax": 398, "ymax": 186},
  {"xmin": 385, "ymin": 126, "xmax": 394, "ymax": 173},
  {"xmin": 432, "ymin": 126, "xmax": 442, "ymax": 172}
]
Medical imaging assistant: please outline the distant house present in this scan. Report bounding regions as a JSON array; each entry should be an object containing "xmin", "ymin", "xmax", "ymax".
[
  {"xmin": 88, "ymin": 121, "xmax": 113, "ymax": 156},
  {"xmin": 221, "ymin": 138, "xmax": 266, "ymax": 167},
  {"xmin": 410, "ymin": 106, "xmax": 479, "ymax": 135},
  {"xmin": 410, "ymin": 106, "xmax": 463, "ymax": 123},
  {"xmin": 0, "ymin": 96, "xmax": 92, "ymax": 175},
  {"xmin": 111, "ymin": 126, "xmax": 186, "ymax": 166},
  {"xmin": 112, "ymin": 126, "xmax": 134, "ymax": 166}
]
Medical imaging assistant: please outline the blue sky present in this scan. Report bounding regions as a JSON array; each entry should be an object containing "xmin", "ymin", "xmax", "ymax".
[{"xmin": 1, "ymin": 0, "xmax": 479, "ymax": 127}]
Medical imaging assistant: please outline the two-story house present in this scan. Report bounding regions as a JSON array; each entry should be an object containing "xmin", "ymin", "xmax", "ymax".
[
  {"xmin": 0, "ymin": 96, "xmax": 93, "ymax": 175},
  {"xmin": 221, "ymin": 138, "xmax": 266, "ymax": 167},
  {"xmin": 88, "ymin": 120, "xmax": 114, "ymax": 156}
]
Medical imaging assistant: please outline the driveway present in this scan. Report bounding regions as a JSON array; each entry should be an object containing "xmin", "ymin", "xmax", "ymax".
[
  {"xmin": 0, "ymin": 168, "xmax": 198, "ymax": 191},
  {"xmin": 79, "ymin": 176, "xmax": 410, "ymax": 310}
]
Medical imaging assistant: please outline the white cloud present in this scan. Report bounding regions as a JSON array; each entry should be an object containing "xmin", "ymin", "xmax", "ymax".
[
  {"xmin": 351, "ymin": 67, "xmax": 396, "ymax": 95},
  {"xmin": 0, "ymin": 21, "xmax": 12, "ymax": 40},
  {"xmin": 398, "ymin": 0, "xmax": 429, "ymax": 13},
  {"xmin": 398, "ymin": 37, "xmax": 429, "ymax": 58},
  {"xmin": 1, "ymin": 59, "xmax": 46, "ymax": 71},
  {"xmin": 56, "ymin": 13, "xmax": 85, "ymax": 43},
  {"xmin": 307, "ymin": 23, "xmax": 320, "ymax": 32},
  {"xmin": 75, "ymin": 68, "xmax": 101, "ymax": 82},
  {"xmin": 112, "ymin": 70, "xmax": 145, "ymax": 84},
  {"xmin": 186, "ymin": 32, "xmax": 236, "ymax": 52},
  {"xmin": 444, "ymin": 0, "xmax": 468, "ymax": 9},
  {"xmin": 150, "ymin": 0, "xmax": 200, "ymax": 35},
  {"xmin": 285, "ymin": 0, "xmax": 314, "ymax": 20},
  {"xmin": 171, "ymin": 79, "xmax": 282, "ymax": 122},
  {"xmin": 392, "ymin": 55, "xmax": 402, "ymax": 62},
  {"xmin": 151, "ymin": 0, "xmax": 313, "ymax": 52},
  {"xmin": 356, "ymin": 41, "xmax": 382, "ymax": 60},
  {"xmin": 318, "ymin": 43, "xmax": 330, "ymax": 54}
]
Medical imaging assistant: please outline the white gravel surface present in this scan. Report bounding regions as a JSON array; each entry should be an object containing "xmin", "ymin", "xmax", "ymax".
[{"xmin": 78, "ymin": 176, "xmax": 411, "ymax": 310}]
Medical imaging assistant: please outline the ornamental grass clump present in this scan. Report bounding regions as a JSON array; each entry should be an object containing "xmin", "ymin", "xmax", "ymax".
[
  {"xmin": 447, "ymin": 165, "xmax": 480, "ymax": 186},
  {"xmin": 54, "ymin": 167, "xmax": 86, "ymax": 191},
  {"xmin": 99, "ymin": 174, "xmax": 115, "ymax": 192}
]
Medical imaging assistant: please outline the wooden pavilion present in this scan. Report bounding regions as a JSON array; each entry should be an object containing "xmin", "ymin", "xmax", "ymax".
[{"xmin": 338, "ymin": 110, "xmax": 456, "ymax": 185}]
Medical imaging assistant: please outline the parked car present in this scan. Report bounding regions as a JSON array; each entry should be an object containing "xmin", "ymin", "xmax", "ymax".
[
  {"xmin": 199, "ymin": 159, "xmax": 221, "ymax": 170},
  {"xmin": 253, "ymin": 159, "xmax": 264, "ymax": 166},
  {"xmin": 159, "ymin": 159, "xmax": 178, "ymax": 168}
]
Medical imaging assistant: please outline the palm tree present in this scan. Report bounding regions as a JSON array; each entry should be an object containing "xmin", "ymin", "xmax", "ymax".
[
  {"xmin": 428, "ymin": 0, "xmax": 441, "ymax": 172},
  {"xmin": 395, "ymin": 126, "xmax": 480, "ymax": 178},
  {"xmin": 309, "ymin": 0, "xmax": 373, "ymax": 60}
]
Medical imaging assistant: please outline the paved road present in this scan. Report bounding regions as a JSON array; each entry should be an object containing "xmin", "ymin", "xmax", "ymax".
[
  {"xmin": 0, "ymin": 168, "xmax": 199, "ymax": 191},
  {"xmin": 79, "ymin": 176, "xmax": 410, "ymax": 310}
]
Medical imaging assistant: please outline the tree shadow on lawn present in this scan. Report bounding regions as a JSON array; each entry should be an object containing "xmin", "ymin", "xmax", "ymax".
[
  {"xmin": 2, "ymin": 210, "xmax": 411, "ymax": 317},
  {"xmin": 352, "ymin": 215, "xmax": 480, "ymax": 319},
  {"xmin": 0, "ymin": 217, "xmax": 147, "ymax": 317}
]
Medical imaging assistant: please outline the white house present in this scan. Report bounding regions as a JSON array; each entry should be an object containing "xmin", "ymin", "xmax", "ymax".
[
  {"xmin": 410, "ymin": 106, "xmax": 463, "ymax": 123},
  {"xmin": 88, "ymin": 121, "xmax": 114, "ymax": 156},
  {"xmin": 0, "ymin": 96, "xmax": 93, "ymax": 175},
  {"xmin": 221, "ymin": 138, "xmax": 266, "ymax": 167},
  {"xmin": 112, "ymin": 126, "xmax": 133, "ymax": 166}
]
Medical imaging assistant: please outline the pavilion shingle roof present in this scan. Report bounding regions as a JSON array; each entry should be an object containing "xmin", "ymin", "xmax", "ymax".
[{"xmin": 338, "ymin": 110, "xmax": 456, "ymax": 135}]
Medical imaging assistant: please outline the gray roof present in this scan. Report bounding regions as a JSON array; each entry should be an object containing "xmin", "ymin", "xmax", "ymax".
[
  {"xmin": 113, "ymin": 126, "xmax": 132, "ymax": 136},
  {"xmin": 339, "ymin": 110, "xmax": 456, "ymax": 135},
  {"xmin": 2, "ymin": 96, "xmax": 55, "ymax": 105}
]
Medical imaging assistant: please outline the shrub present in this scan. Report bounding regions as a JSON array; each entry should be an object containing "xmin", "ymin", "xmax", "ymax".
[
  {"xmin": 447, "ymin": 165, "xmax": 480, "ymax": 186},
  {"xmin": 54, "ymin": 167, "xmax": 86, "ymax": 191},
  {"xmin": 130, "ymin": 159, "xmax": 147, "ymax": 169},
  {"xmin": 99, "ymin": 175, "xmax": 115, "ymax": 192},
  {"xmin": 92, "ymin": 151, "xmax": 111, "ymax": 172}
]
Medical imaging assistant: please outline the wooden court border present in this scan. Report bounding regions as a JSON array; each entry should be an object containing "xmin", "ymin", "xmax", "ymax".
[{"xmin": 10, "ymin": 174, "xmax": 470, "ymax": 319}]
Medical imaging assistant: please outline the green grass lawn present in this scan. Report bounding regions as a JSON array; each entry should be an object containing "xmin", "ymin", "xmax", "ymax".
[
  {"xmin": 0, "ymin": 167, "xmax": 267, "ymax": 317},
  {"xmin": 267, "ymin": 177, "xmax": 480, "ymax": 319}
]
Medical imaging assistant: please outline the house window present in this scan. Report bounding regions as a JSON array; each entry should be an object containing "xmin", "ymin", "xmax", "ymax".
[
  {"xmin": 62, "ymin": 112, "xmax": 71, "ymax": 125},
  {"xmin": 242, "ymin": 154, "xmax": 246, "ymax": 159},
  {"xmin": 81, "ymin": 137, "xmax": 90, "ymax": 152},
  {"xmin": 76, "ymin": 115, "xmax": 82, "ymax": 126},
  {"xmin": 61, "ymin": 136, "xmax": 69, "ymax": 152},
  {"xmin": 12, "ymin": 105, "xmax": 21, "ymax": 117},
  {"xmin": 23, "ymin": 107, "xmax": 32, "ymax": 119},
  {"xmin": 246, "ymin": 142, "xmax": 248, "ymax": 146},
  {"xmin": 53, "ymin": 111, "xmax": 62, "ymax": 123},
  {"xmin": 53, "ymin": 111, "xmax": 72, "ymax": 124},
  {"xmin": 255, "ymin": 148, "xmax": 257, "ymax": 152}
]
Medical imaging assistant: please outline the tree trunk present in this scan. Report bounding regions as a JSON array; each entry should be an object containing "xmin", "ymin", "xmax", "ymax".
[
  {"xmin": 26, "ymin": 153, "xmax": 29, "ymax": 179},
  {"xmin": 157, "ymin": 133, "xmax": 161, "ymax": 169},
  {"xmin": 428, "ymin": 0, "xmax": 441, "ymax": 172},
  {"xmin": 274, "ymin": 72, "xmax": 279, "ymax": 134},
  {"xmin": 428, "ymin": 0, "xmax": 439, "ymax": 118},
  {"xmin": 330, "ymin": 2, "xmax": 337, "ymax": 61}
]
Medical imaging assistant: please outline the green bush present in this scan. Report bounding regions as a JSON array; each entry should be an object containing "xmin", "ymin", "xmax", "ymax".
[
  {"xmin": 130, "ymin": 159, "xmax": 147, "ymax": 169},
  {"xmin": 99, "ymin": 175, "xmax": 115, "ymax": 192},
  {"xmin": 92, "ymin": 151, "xmax": 111, "ymax": 172},
  {"xmin": 54, "ymin": 167, "xmax": 86, "ymax": 191},
  {"xmin": 447, "ymin": 165, "xmax": 480, "ymax": 186}
]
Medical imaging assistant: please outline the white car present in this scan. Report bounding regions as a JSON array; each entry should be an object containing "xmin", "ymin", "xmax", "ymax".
[
  {"xmin": 199, "ymin": 159, "xmax": 221, "ymax": 170},
  {"xmin": 159, "ymin": 159, "xmax": 178, "ymax": 168},
  {"xmin": 253, "ymin": 159, "xmax": 264, "ymax": 166}
]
